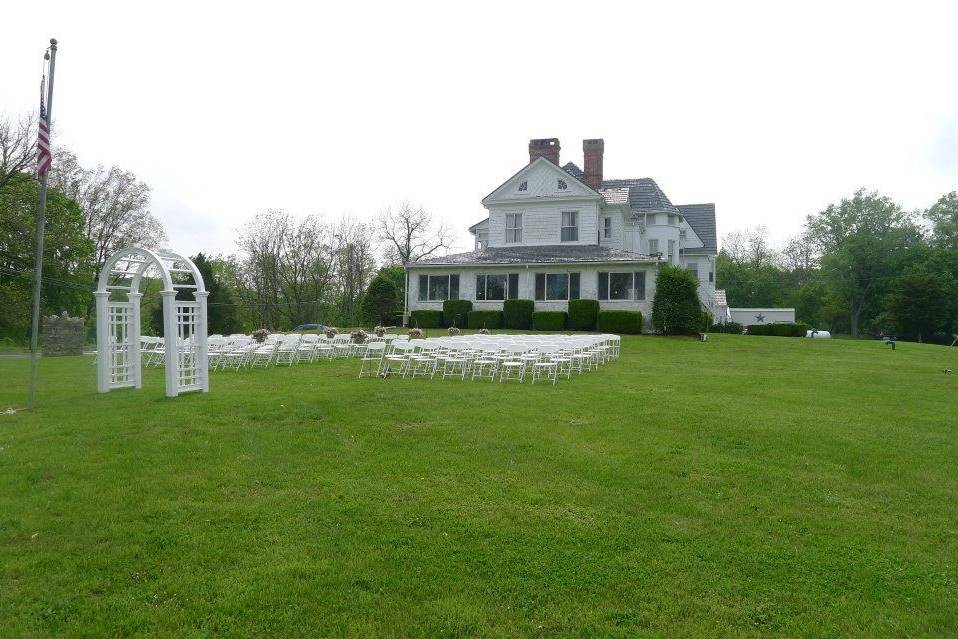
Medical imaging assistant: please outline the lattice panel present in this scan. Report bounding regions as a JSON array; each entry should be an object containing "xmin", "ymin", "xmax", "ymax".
[
  {"xmin": 176, "ymin": 302, "xmax": 201, "ymax": 391},
  {"xmin": 108, "ymin": 302, "xmax": 134, "ymax": 387}
]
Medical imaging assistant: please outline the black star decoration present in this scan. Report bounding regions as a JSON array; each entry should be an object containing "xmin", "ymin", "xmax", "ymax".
[{"xmin": 755, "ymin": 313, "xmax": 766, "ymax": 322}]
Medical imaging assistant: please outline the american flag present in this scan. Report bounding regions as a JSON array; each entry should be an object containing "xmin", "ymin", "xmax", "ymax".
[{"xmin": 37, "ymin": 75, "xmax": 52, "ymax": 176}]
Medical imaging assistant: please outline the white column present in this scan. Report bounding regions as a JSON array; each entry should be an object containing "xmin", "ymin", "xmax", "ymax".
[
  {"xmin": 94, "ymin": 291, "xmax": 111, "ymax": 393},
  {"xmin": 161, "ymin": 290, "xmax": 178, "ymax": 398},
  {"xmin": 128, "ymin": 292, "xmax": 143, "ymax": 389},
  {"xmin": 194, "ymin": 291, "xmax": 210, "ymax": 393}
]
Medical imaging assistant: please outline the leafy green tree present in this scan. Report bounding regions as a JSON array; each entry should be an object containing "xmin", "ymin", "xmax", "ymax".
[
  {"xmin": 888, "ymin": 273, "xmax": 951, "ymax": 342},
  {"xmin": 805, "ymin": 189, "xmax": 922, "ymax": 336},
  {"xmin": 191, "ymin": 253, "xmax": 238, "ymax": 335},
  {"xmin": 926, "ymin": 191, "xmax": 958, "ymax": 250},
  {"xmin": 0, "ymin": 173, "xmax": 93, "ymax": 342},
  {"xmin": 651, "ymin": 265, "xmax": 701, "ymax": 335},
  {"xmin": 361, "ymin": 271, "xmax": 398, "ymax": 326}
]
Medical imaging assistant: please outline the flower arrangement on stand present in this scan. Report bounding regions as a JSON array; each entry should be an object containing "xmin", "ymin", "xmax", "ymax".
[
  {"xmin": 251, "ymin": 328, "xmax": 270, "ymax": 343},
  {"xmin": 447, "ymin": 325, "xmax": 461, "ymax": 336},
  {"xmin": 478, "ymin": 327, "xmax": 490, "ymax": 335},
  {"xmin": 408, "ymin": 327, "xmax": 424, "ymax": 339},
  {"xmin": 351, "ymin": 328, "xmax": 368, "ymax": 344},
  {"xmin": 324, "ymin": 326, "xmax": 337, "ymax": 339},
  {"xmin": 374, "ymin": 326, "xmax": 386, "ymax": 337}
]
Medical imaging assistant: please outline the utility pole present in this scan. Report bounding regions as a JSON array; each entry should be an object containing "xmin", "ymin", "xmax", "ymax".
[{"xmin": 27, "ymin": 38, "xmax": 58, "ymax": 410}]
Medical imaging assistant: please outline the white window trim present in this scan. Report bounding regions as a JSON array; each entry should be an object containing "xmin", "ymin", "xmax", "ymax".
[
  {"xmin": 598, "ymin": 270, "xmax": 648, "ymax": 302},
  {"xmin": 603, "ymin": 217, "xmax": 612, "ymax": 239},
  {"xmin": 535, "ymin": 271, "xmax": 580, "ymax": 301},
  {"xmin": 560, "ymin": 211, "xmax": 579, "ymax": 242},
  {"xmin": 475, "ymin": 272, "xmax": 517, "ymax": 301},
  {"xmin": 505, "ymin": 213, "xmax": 523, "ymax": 244},
  {"xmin": 419, "ymin": 273, "xmax": 459, "ymax": 302}
]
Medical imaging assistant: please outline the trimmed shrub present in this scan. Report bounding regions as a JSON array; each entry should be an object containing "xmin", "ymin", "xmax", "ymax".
[
  {"xmin": 360, "ymin": 272, "xmax": 398, "ymax": 326},
  {"xmin": 442, "ymin": 299, "xmax": 472, "ymax": 328},
  {"xmin": 746, "ymin": 322, "xmax": 808, "ymax": 337},
  {"xmin": 568, "ymin": 299, "xmax": 600, "ymax": 331},
  {"xmin": 409, "ymin": 309, "xmax": 442, "ymax": 329},
  {"xmin": 467, "ymin": 310, "xmax": 503, "ymax": 329},
  {"xmin": 596, "ymin": 310, "xmax": 643, "ymax": 334},
  {"xmin": 503, "ymin": 299, "xmax": 534, "ymax": 329},
  {"xmin": 709, "ymin": 321, "xmax": 743, "ymax": 334},
  {"xmin": 532, "ymin": 311, "xmax": 567, "ymax": 331},
  {"xmin": 651, "ymin": 265, "xmax": 701, "ymax": 335}
]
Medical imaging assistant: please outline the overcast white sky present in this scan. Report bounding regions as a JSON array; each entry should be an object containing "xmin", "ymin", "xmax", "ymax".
[{"xmin": 4, "ymin": 1, "xmax": 957, "ymax": 258}]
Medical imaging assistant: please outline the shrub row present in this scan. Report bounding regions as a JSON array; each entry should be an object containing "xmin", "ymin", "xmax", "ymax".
[
  {"xmin": 708, "ymin": 321, "xmax": 743, "ymax": 334},
  {"xmin": 467, "ymin": 310, "xmax": 503, "ymax": 329},
  {"xmin": 532, "ymin": 311, "xmax": 567, "ymax": 331},
  {"xmin": 409, "ymin": 309, "xmax": 443, "ymax": 329},
  {"xmin": 411, "ymin": 300, "xmax": 645, "ymax": 334},
  {"xmin": 746, "ymin": 322, "xmax": 809, "ymax": 337},
  {"xmin": 442, "ymin": 299, "xmax": 472, "ymax": 328},
  {"xmin": 567, "ymin": 299, "xmax": 599, "ymax": 331},
  {"xmin": 503, "ymin": 299, "xmax": 534, "ymax": 329},
  {"xmin": 596, "ymin": 310, "xmax": 643, "ymax": 334}
]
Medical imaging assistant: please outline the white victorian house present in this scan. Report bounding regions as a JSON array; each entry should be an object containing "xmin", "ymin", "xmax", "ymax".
[{"xmin": 405, "ymin": 138, "xmax": 720, "ymax": 325}]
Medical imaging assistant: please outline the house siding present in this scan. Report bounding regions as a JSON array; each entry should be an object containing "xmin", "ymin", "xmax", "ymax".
[{"xmin": 487, "ymin": 200, "xmax": 600, "ymax": 248}]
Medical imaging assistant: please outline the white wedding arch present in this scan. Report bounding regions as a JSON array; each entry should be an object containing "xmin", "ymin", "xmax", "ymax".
[{"xmin": 95, "ymin": 247, "xmax": 209, "ymax": 398}]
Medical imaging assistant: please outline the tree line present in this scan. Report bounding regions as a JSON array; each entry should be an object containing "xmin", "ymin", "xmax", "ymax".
[
  {"xmin": 0, "ymin": 114, "xmax": 451, "ymax": 341},
  {"xmin": 718, "ymin": 189, "xmax": 958, "ymax": 342}
]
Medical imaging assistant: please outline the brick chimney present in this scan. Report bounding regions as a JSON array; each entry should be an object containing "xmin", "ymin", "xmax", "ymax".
[
  {"xmin": 583, "ymin": 138, "xmax": 604, "ymax": 190},
  {"xmin": 528, "ymin": 138, "xmax": 560, "ymax": 165}
]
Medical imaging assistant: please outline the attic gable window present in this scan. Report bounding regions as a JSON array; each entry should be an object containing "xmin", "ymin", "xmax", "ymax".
[
  {"xmin": 518, "ymin": 181, "xmax": 528, "ymax": 192},
  {"xmin": 557, "ymin": 179, "xmax": 567, "ymax": 190}
]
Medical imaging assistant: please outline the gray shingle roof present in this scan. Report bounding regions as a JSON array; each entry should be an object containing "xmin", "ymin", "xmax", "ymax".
[
  {"xmin": 410, "ymin": 245, "xmax": 657, "ymax": 266},
  {"xmin": 676, "ymin": 203, "xmax": 717, "ymax": 254},
  {"xmin": 561, "ymin": 162, "xmax": 585, "ymax": 180}
]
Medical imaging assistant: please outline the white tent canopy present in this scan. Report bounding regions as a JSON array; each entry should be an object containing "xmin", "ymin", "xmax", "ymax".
[{"xmin": 95, "ymin": 246, "xmax": 209, "ymax": 398}]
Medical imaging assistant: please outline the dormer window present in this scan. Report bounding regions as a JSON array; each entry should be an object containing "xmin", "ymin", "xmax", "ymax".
[
  {"xmin": 557, "ymin": 179, "xmax": 567, "ymax": 190},
  {"xmin": 518, "ymin": 181, "xmax": 528, "ymax": 192}
]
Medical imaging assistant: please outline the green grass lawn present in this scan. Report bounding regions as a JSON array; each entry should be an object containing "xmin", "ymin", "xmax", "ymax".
[{"xmin": 1, "ymin": 335, "xmax": 956, "ymax": 638}]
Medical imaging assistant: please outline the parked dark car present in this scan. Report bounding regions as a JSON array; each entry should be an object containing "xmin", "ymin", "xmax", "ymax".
[{"xmin": 293, "ymin": 324, "xmax": 321, "ymax": 331}]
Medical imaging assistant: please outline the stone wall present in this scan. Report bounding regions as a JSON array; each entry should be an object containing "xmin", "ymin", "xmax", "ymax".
[{"xmin": 42, "ymin": 312, "xmax": 85, "ymax": 356}]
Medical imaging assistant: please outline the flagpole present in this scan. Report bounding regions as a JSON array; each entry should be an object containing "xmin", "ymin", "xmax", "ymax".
[{"xmin": 27, "ymin": 38, "xmax": 57, "ymax": 410}]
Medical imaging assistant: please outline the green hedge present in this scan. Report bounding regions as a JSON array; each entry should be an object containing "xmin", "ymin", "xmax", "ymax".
[
  {"xmin": 409, "ymin": 309, "xmax": 443, "ymax": 329},
  {"xmin": 709, "ymin": 321, "xmax": 743, "ymax": 334},
  {"xmin": 568, "ymin": 299, "xmax": 600, "ymax": 331},
  {"xmin": 746, "ymin": 322, "xmax": 809, "ymax": 337},
  {"xmin": 532, "ymin": 311, "xmax": 567, "ymax": 331},
  {"xmin": 596, "ymin": 310, "xmax": 643, "ymax": 334},
  {"xmin": 442, "ymin": 299, "xmax": 472, "ymax": 328},
  {"xmin": 503, "ymin": 299, "xmax": 534, "ymax": 329},
  {"xmin": 467, "ymin": 310, "xmax": 503, "ymax": 329}
]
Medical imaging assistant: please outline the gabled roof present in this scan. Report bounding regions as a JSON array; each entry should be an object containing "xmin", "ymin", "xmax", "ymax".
[
  {"xmin": 409, "ymin": 244, "xmax": 658, "ymax": 266},
  {"xmin": 676, "ymin": 203, "xmax": 717, "ymax": 254},
  {"xmin": 482, "ymin": 156, "xmax": 600, "ymax": 205}
]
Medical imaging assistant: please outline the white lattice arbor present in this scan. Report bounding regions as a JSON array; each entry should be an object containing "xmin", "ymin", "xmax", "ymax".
[{"xmin": 95, "ymin": 247, "xmax": 209, "ymax": 398}]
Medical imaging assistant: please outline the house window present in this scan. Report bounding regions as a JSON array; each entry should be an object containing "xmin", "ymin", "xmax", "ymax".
[
  {"xmin": 506, "ymin": 213, "xmax": 522, "ymax": 243},
  {"xmin": 598, "ymin": 271, "xmax": 647, "ymax": 301},
  {"xmin": 648, "ymin": 239, "xmax": 659, "ymax": 255},
  {"xmin": 534, "ymin": 272, "xmax": 580, "ymax": 301},
  {"xmin": 679, "ymin": 230, "xmax": 687, "ymax": 240},
  {"xmin": 668, "ymin": 240, "xmax": 675, "ymax": 261},
  {"xmin": 518, "ymin": 180, "xmax": 527, "ymax": 192},
  {"xmin": 561, "ymin": 211, "xmax": 578, "ymax": 242},
  {"xmin": 476, "ymin": 273, "xmax": 519, "ymax": 301},
  {"xmin": 417, "ymin": 274, "xmax": 459, "ymax": 301},
  {"xmin": 557, "ymin": 179, "xmax": 567, "ymax": 190},
  {"xmin": 687, "ymin": 262, "xmax": 698, "ymax": 279},
  {"xmin": 709, "ymin": 270, "xmax": 714, "ymax": 283},
  {"xmin": 603, "ymin": 217, "xmax": 612, "ymax": 239},
  {"xmin": 668, "ymin": 214, "xmax": 677, "ymax": 225}
]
